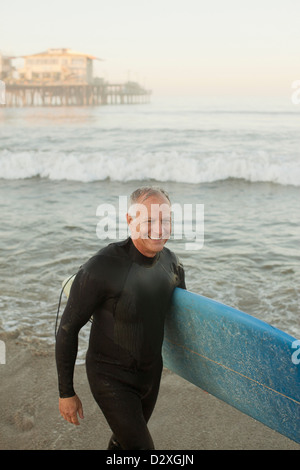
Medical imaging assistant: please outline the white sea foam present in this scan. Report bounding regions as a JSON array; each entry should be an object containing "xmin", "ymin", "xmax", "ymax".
[{"xmin": 0, "ymin": 148, "xmax": 300, "ymax": 186}]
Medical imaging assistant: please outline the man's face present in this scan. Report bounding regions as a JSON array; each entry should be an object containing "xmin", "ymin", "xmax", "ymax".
[{"xmin": 126, "ymin": 194, "xmax": 172, "ymax": 257}]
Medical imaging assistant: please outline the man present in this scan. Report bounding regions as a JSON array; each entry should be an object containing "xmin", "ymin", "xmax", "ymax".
[{"xmin": 55, "ymin": 186, "xmax": 186, "ymax": 450}]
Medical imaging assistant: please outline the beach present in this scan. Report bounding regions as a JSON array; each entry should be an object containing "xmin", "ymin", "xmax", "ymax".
[
  {"xmin": 0, "ymin": 334, "xmax": 299, "ymax": 451},
  {"xmin": 0, "ymin": 97, "xmax": 299, "ymax": 451}
]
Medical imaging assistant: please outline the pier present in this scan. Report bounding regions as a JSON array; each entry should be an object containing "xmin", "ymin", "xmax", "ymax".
[
  {"xmin": 1, "ymin": 48, "xmax": 152, "ymax": 107},
  {"xmin": 4, "ymin": 82, "xmax": 151, "ymax": 107}
]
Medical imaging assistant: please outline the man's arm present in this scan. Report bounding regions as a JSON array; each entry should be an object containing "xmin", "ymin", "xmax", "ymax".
[
  {"xmin": 177, "ymin": 261, "xmax": 186, "ymax": 290},
  {"xmin": 55, "ymin": 265, "xmax": 103, "ymax": 398}
]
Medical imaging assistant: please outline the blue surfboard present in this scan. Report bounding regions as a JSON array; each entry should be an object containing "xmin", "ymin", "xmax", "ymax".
[{"xmin": 162, "ymin": 288, "xmax": 300, "ymax": 444}]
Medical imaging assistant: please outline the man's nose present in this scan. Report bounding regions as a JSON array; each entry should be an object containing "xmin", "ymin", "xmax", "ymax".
[{"xmin": 150, "ymin": 219, "xmax": 163, "ymax": 238}]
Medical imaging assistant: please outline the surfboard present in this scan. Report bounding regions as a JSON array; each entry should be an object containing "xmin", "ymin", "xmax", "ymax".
[{"xmin": 162, "ymin": 288, "xmax": 300, "ymax": 444}]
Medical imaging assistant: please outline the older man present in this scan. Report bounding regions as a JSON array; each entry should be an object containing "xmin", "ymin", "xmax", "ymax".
[{"xmin": 55, "ymin": 186, "xmax": 186, "ymax": 450}]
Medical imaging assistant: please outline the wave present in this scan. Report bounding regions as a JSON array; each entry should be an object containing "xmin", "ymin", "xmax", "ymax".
[{"xmin": 0, "ymin": 148, "xmax": 299, "ymax": 187}]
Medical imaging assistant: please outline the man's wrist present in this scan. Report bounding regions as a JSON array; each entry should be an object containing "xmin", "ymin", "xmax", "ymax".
[{"xmin": 59, "ymin": 392, "xmax": 76, "ymax": 399}]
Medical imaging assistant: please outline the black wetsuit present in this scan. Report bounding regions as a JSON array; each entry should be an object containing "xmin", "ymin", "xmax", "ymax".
[{"xmin": 55, "ymin": 237, "xmax": 186, "ymax": 450}]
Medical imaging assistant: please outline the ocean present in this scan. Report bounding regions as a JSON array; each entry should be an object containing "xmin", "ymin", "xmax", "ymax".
[{"xmin": 0, "ymin": 95, "xmax": 299, "ymax": 361}]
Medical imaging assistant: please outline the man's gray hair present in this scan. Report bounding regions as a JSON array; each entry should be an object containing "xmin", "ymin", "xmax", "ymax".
[{"xmin": 129, "ymin": 186, "xmax": 171, "ymax": 206}]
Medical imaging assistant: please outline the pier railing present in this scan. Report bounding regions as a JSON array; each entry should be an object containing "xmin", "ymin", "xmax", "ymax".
[{"xmin": 3, "ymin": 81, "xmax": 151, "ymax": 107}]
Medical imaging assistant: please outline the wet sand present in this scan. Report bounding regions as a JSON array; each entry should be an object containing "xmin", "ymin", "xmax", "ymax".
[{"xmin": 0, "ymin": 336, "xmax": 299, "ymax": 451}]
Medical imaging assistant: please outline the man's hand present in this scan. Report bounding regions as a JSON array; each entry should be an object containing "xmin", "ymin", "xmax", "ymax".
[{"xmin": 59, "ymin": 394, "xmax": 84, "ymax": 425}]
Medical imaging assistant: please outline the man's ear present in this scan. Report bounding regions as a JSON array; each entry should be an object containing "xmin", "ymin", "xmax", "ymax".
[{"xmin": 126, "ymin": 213, "xmax": 132, "ymax": 226}]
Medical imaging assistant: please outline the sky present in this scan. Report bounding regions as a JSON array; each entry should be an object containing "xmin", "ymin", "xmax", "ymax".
[{"xmin": 1, "ymin": 0, "xmax": 300, "ymax": 99}]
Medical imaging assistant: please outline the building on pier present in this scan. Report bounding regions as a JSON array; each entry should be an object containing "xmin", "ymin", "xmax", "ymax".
[
  {"xmin": 18, "ymin": 48, "xmax": 98, "ymax": 84},
  {"xmin": 0, "ymin": 53, "xmax": 14, "ymax": 81}
]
